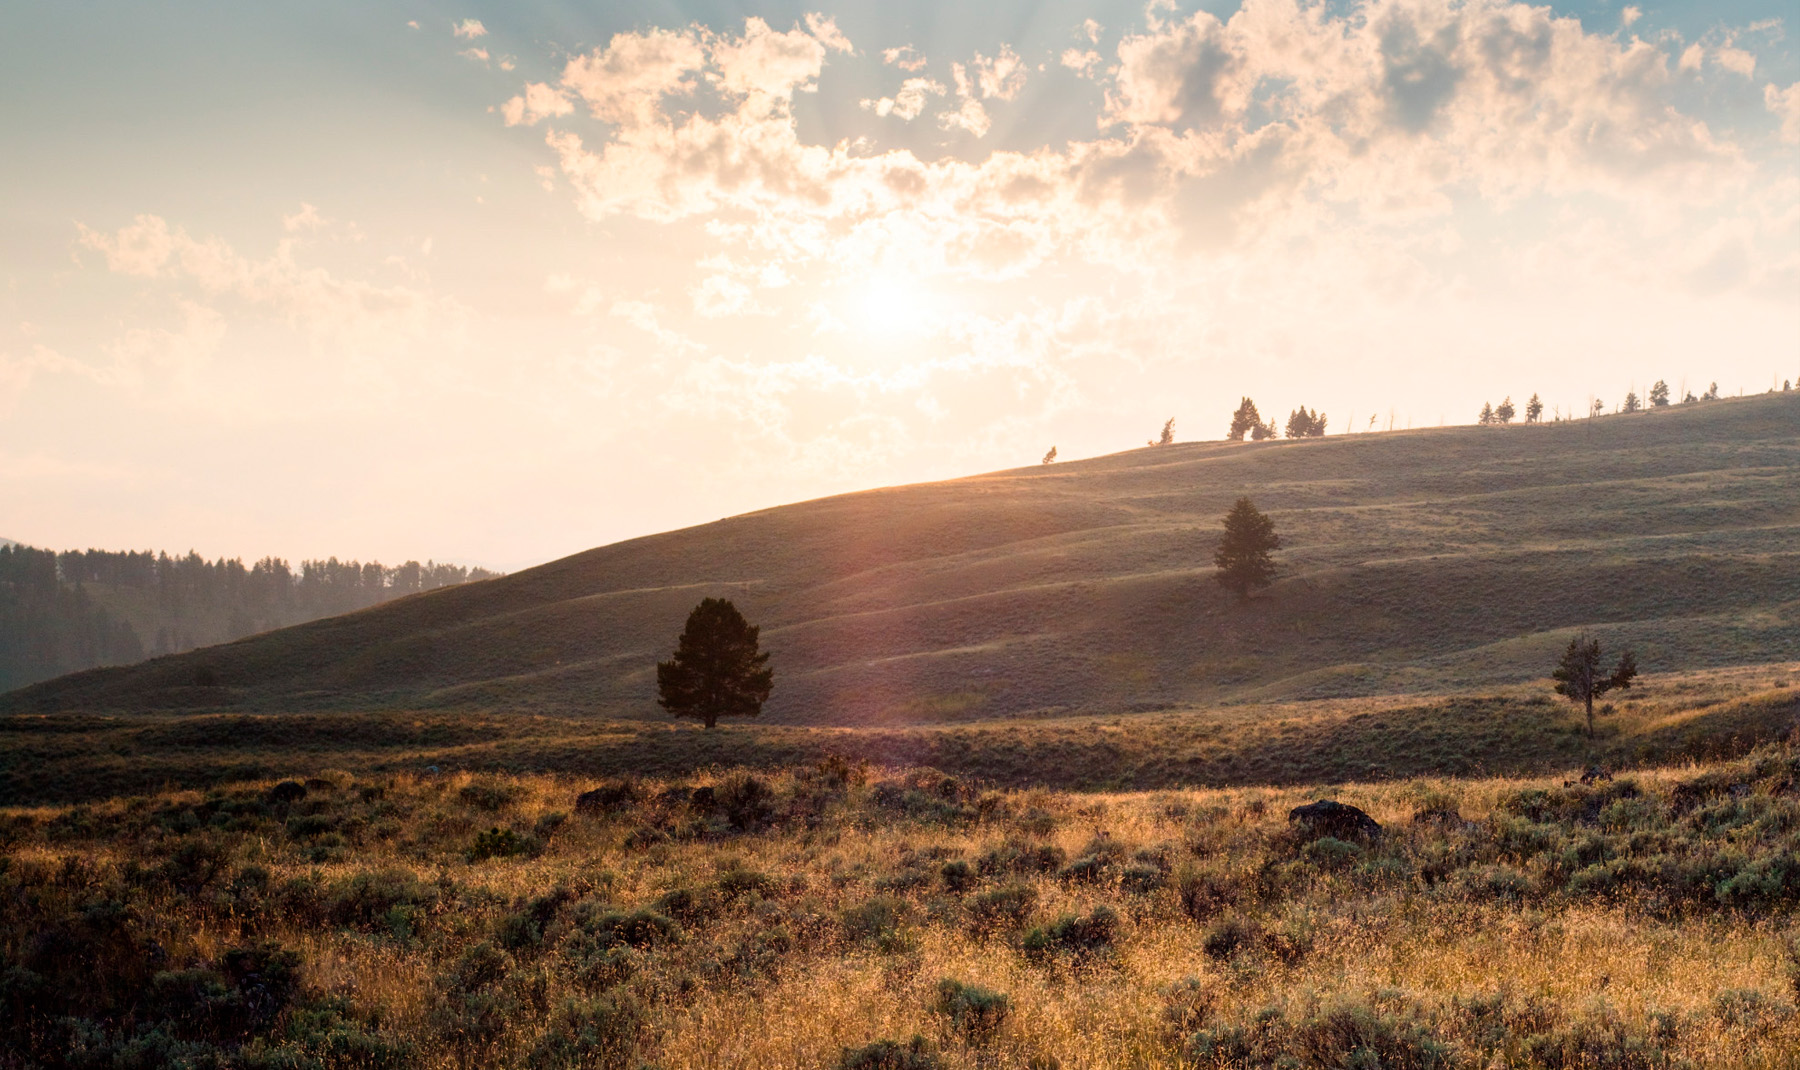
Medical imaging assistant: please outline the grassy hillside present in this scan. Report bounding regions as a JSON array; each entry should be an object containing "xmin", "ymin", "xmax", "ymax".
[
  {"xmin": 3, "ymin": 751, "xmax": 1796, "ymax": 1068},
  {"xmin": 4, "ymin": 394, "xmax": 1796, "ymax": 722}
]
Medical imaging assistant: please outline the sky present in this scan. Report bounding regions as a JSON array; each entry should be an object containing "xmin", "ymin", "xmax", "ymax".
[{"xmin": 2, "ymin": 0, "xmax": 1796, "ymax": 571}]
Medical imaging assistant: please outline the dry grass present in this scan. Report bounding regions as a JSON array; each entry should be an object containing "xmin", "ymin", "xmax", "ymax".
[
  {"xmin": 4, "ymin": 748, "xmax": 1798, "ymax": 1069},
  {"xmin": 5, "ymin": 663, "xmax": 1794, "ymax": 807}
]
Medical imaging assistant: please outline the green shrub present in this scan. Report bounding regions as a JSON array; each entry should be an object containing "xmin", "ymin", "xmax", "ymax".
[
  {"xmin": 525, "ymin": 992, "xmax": 643, "ymax": 1070},
  {"xmin": 1057, "ymin": 854, "xmax": 1107, "ymax": 884},
  {"xmin": 836, "ymin": 1035, "xmax": 942, "ymax": 1070},
  {"xmin": 934, "ymin": 978, "xmax": 1008, "ymax": 1041},
  {"xmin": 1202, "ymin": 914, "xmax": 1261, "ymax": 961},
  {"xmin": 458, "ymin": 782, "xmax": 519, "ymax": 812},
  {"xmin": 939, "ymin": 859, "xmax": 975, "ymax": 893},
  {"xmin": 968, "ymin": 883, "xmax": 1036, "ymax": 933},
  {"xmin": 1022, "ymin": 905, "xmax": 1117, "ymax": 963},
  {"xmin": 325, "ymin": 870, "xmax": 438, "ymax": 934},
  {"xmin": 840, "ymin": 896, "xmax": 910, "ymax": 951},
  {"xmin": 977, "ymin": 839, "xmax": 1065, "ymax": 876},
  {"xmin": 468, "ymin": 826, "xmax": 540, "ymax": 862},
  {"xmin": 716, "ymin": 774, "xmax": 775, "ymax": 831}
]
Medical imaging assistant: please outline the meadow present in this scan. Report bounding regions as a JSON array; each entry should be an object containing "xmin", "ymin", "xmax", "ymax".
[{"xmin": 3, "ymin": 739, "xmax": 1797, "ymax": 1069}]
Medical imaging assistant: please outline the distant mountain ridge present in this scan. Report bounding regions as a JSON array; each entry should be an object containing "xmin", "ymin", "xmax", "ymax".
[{"xmin": 4, "ymin": 393, "xmax": 1796, "ymax": 721}]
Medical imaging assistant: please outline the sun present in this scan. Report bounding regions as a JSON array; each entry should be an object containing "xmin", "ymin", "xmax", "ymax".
[{"xmin": 849, "ymin": 275, "xmax": 935, "ymax": 339}]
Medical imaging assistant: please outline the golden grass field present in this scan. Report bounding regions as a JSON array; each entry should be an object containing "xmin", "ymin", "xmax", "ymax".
[
  {"xmin": 2, "ymin": 394, "xmax": 1797, "ymax": 1068},
  {"xmin": 4, "ymin": 742, "xmax": 1797, "ymax": 1069}
]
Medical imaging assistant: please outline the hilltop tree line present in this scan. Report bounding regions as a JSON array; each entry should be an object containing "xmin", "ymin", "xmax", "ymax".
[
  {"xmin": 0, "ymin": 543, "xmax": 499, "ymax": 692},
  {"xmin": 1473, "ymin": 378, "xmax": 1784, "ymax": 425}
]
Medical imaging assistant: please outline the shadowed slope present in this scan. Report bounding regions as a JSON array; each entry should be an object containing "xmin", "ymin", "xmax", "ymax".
[{"xmin": 4, "ymin": 394, "xmax": 1797, "ymax": 722}]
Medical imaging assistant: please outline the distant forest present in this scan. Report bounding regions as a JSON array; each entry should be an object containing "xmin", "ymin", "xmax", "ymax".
[{"xmin": 0, "ymin": 544, "xmax": 500, "ymax": 692}]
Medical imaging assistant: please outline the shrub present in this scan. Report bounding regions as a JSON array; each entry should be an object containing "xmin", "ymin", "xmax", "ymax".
[
  {"xmin": 1121, "ymin": 864, "xmax": 1166, "ymax": 895},
  {"xmin": 652, "ymin": 885, "xmax": 716, "ymax": 924},
  {"xmin": 968, "ymin": 884, "xmax": 1036, "ymax": 932},
  {"xmin": 325, "ymin": 869, "xmax": 438, "ymax": 934},
  {"xmin": 1176, "ymin": 865, "xmax": 1240, "ymax": 921},
  {"xmin": 468, "ymin": 826, "xmax": 540, "ymax": 862},
  {"xmin": 576, "ymin": 907, "xmax": 680, "ymax": 950},
  {"xmin": 1293, "ymin": 1000, "xmax": 1456, "ymax": 1069},
  {"xmin": 525, "ymin": 992, "xmax": 644, "ymax": 1070},
  {"xmin": 978, "ymin": 839, "xmax": 1065, "ymax": 876},
  {"xmin": 1162, "ymin": 976, "xmax": 1213, "ymax": 1037},
  {"xmin": 1202, "ymin": 914, "xmax": 1261, "ymax": 961},
  {"xmin": 1057, "ymin": 854, "xmax": 1107, "ymax": 884},
  {"xmin": 458, "ymin": 782, "xmax": 519, "ymax": 812},
  {"xmin": 934, "ymin": 978, "xmax": 1009, "ymax": 1042},
  {"xmin": 837, "ymin": 1035, "xmax": 943, "ymax": 1070},
  {"xmin": 840, "ymin": 896, "xmax": 910, "ymax": 951},
  {"xmin": 939, "ymin": 859, "xmax": 975, "ymax": 893},
  {"xmin": 716, "ymin": 774, "xmax": 775, "ymax": 831},
  {"xmin": 716, "ymin": 864, "xmax": 780, "ymax": 903},
  {"xmin": 1022, "ymin": 905, "xmax": 1118, "ymax": 963}
]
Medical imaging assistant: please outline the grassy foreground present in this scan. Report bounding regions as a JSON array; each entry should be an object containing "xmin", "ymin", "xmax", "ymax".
[
  {"xmin": 4, "ymin": 746, "xmax": 1798, "ymax": 1069},
  {"xmin": 4, "ymin": 665, "xmax": 1794, "ymax": 807}
]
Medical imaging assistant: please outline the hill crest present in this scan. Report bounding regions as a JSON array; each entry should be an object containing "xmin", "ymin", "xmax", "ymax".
[{"xmin": 5, "ymin": 394, "xmax": 1797, "ymax": 722}]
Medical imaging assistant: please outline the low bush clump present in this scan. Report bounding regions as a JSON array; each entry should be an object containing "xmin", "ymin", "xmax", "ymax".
[
  {"xmin": 1022, "ymin": 905, "xmax": 1118, "ymax": 963},
  {"xmin": 934, "ymin": 978, "xmax": 1009, "ymax": 1041}
]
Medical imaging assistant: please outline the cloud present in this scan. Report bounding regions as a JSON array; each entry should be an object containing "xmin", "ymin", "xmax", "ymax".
[
  {"xmin": 972, "ymin": 45, "xmax": 1028, "ymax": 100},
  {"xmin": 1769, "ymin": 82, "xmax": 1800, "ymax": 143},
  {"xmin": 883, "ymin": 46, "xmax": 928, "ymax": 72},
  {"xmin": 459, "ymin": 47, "xmax": 490, "ymax": 65},
  {"xmin": 1062, "ymin": 49, "xmax": 1102, "ymax": 77},
  {"xmin": 77, "ymin": 215, "xmax": 442, "ymax": 342},
  {"xmin": 503, "ymin": 82, "xmax": 574, "ymax": 127},
  {"xmin": 862, "ymin": 77, "xmax": 945, "ymax": 121},
  {"xmin": 453, "ymin": 19, "xmax": 486, "ymax": 39}
]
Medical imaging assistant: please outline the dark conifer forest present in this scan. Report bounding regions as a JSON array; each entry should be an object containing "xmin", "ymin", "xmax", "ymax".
[{"xmin": 0, "ymin": 543, "xmax": 498, "ymax": 691}]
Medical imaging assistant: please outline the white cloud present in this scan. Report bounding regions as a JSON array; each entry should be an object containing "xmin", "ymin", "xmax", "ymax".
[
  {"xmin": 1769, "ymin": 82, "xmax": 1800, "ymax": 143},
  {"xmin": 883, "ymin": 46, "xmax": 928, "ymax": 72},
  {"xmin": 862, "ymin": 77, "xmax": 945, "ymax": 121},
  {"xmin": 937, "ymin": 93, "xmax": 992, "ymax": 136},
  {"xmin": 972, "ymin": 45, "xmax": 1028, "ymax": 100},
  {"xmin": 459, "ymin": 47, "xmax": 490, "ymax": 65},
  {"xmin": 1062, "ymin": 49, "xmax": 1102, "ymax": 77},
  {"xmin": 453, "ymin": 19, "xmax": 486, "ymax": 39},
  {"xmin": 77, "ymin": 215, "xmax": 443, "ymax": 343},
  {"xmin": 502, "ymin": 82, "xmax": 574, "ymax": 127}
]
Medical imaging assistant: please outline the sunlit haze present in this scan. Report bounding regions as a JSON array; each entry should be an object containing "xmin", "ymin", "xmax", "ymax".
[{"xmin": 4, "ymin": 1, "xmax": 1796, "ymax": 570}]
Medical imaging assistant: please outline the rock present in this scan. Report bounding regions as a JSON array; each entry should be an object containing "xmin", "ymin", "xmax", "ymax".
[
  {"xmin": 1287, "ymin": 800, "xmax": 1381, "ymax": 840},
  {"xmin": 265, "ymin": 780, "xmax": 307, "ymax": 805}
]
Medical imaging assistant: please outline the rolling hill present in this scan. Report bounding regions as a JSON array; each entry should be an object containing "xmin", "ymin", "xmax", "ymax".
[{"xmin": 4, "ymin": 394, "xmax": 1797, "ymax": 724}]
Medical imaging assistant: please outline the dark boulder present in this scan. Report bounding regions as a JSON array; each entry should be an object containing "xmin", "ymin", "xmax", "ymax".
[
  {"xmin": 265, "ymin": 781, "xmax": 307, "ymax": 805},
  {"xmin": 1288, "ymin": 800, "xmax": 1381, "ymax": 840}
]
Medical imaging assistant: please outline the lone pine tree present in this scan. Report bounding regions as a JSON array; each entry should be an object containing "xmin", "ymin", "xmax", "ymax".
[
  {"xmin": 656, "ymin": 597, "xmax": 773, "ymax": 729},
  {"xmin": 1552, "ymin": 634, "xmax": 1638, "ymax": 739},
  {"xmin": 1213, "ymin": 497, "xmax": 1280, "ymax": 601}
]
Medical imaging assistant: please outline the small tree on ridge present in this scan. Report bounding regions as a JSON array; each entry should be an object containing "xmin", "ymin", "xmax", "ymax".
[
  {"xmin": 1213, "ymin": 497, "xmax": 1280, "ymax": 602},
  {"xmin": 657, "ymin": 597, "xmax": 773, "ymax": 729},
  {"xmin": 1552, "ymin": 634, "xmax": 1637, "ymax": 740}
]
